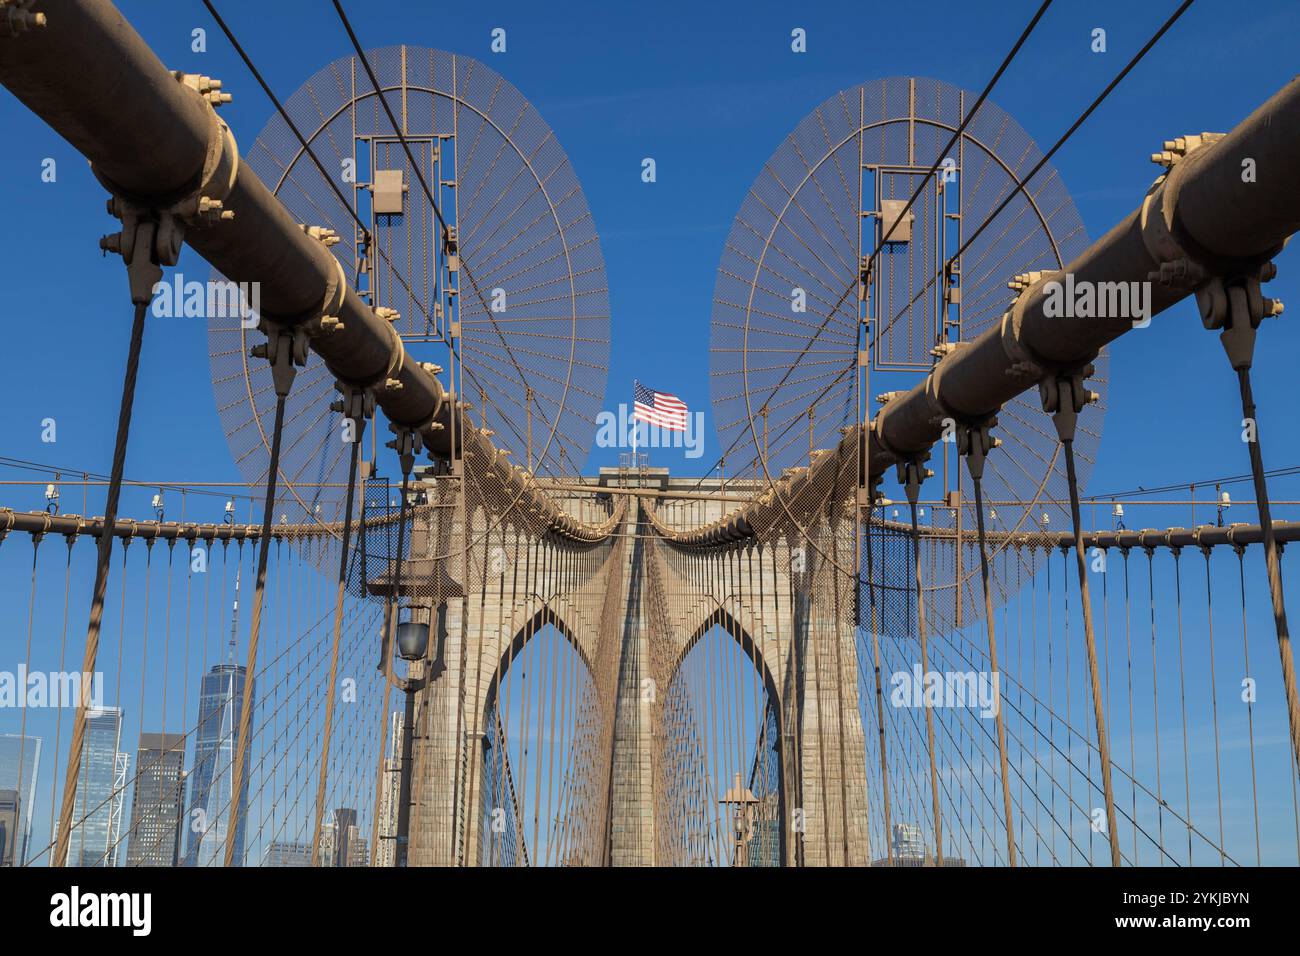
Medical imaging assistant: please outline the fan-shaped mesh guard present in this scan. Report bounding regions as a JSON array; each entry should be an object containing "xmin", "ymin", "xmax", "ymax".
[
  {"xmin": 710, "ymin": 76, "xmax": 1105, "ymax": 609},
  {"xmin": 208, "ymin": 47, "xmax": 610, "ymax": 565}
]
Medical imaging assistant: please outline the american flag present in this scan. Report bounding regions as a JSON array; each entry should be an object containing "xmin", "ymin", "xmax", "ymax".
[{"xmin": 634, "ymin": 380, "xmax": 688, "ymax": 432}]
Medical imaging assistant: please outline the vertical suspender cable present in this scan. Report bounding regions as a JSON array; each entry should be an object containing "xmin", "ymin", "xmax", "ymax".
[
  {"xmin": 1210, "ymin": 276, "xmax": 1300, "ymax": 778},
  {"xmin": 54, "ymin": 299, "xmax": 150, "ymax": 868},
  {"xmin": 224, "ymin": 387, "xmax": 290, "ymax": 866},
  {"xmin": 1236, "ymin": 365, "xmax": 1300, "ymax": 775},
  {"xmin": 312, "ymin": 418, "xmax": 364, "ymax": 862},
  {"xmin": 389, "ymin": 467, "xmax": 415, "ymax": 866},
  {"xmin": 961, "ymin": 421, "xmax": 1017, "ymax": 866},
  {"xmin": 1062, "ymin": 437, "xmax": 1121, "ymax": 866},
  {"xmin": 901, "ymin": 459, "xmax": 943, "ymax": 864},
  {"xmin": 864, "ymin": 498, "xmax": 893, "ymax": 864},
  {"xmin": 1043, "ymin": 370, "xmax": 1122, "ymax": 866}
]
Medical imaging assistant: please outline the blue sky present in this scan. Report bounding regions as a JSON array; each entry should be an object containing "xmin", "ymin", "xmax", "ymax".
[
  {"xmin": 3, "ymin": 0, "xmax": 1300, "ymax": 866},
  {"xmin": 2, "ymin": 0, "xmax": 1299, "ymax": 497}
]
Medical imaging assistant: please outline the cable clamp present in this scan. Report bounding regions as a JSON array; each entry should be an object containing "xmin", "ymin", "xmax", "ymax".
[
  {"xmin": 251, "ymin": 317, "xmax": 309, "ymax": 397},
  {"xmin": 1039, "ymin": 364, "xmax": 1099, "ymax": 444},
  {"xmin": 0, "ymin": 0, "xmax": 44, "ymax": 35}
]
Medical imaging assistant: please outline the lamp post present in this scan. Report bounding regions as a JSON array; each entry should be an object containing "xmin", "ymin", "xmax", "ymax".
[
  {"xmin": 1217, "ymin": 485, "xmax": 1231, "ymax": 527},
  {"xmin": 387, "ymin": 601, "xmax": 448, "ymax": 867},
  {"xmin": 393, "ymin": 618, "xmax": 427, "ymax": 869},
  {"xmin": 718, "ymin": 772, "xmax": 759, "ymax": 867}
]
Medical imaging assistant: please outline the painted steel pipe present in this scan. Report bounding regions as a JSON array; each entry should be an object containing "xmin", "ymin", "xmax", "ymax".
[
  {"xmin": 871, "ymin": 76, "xmax": 1300, "ymax": 471},
  {"xmin": 658, "ymin": 77, "xmax": 1300, "ymax": 548},
  {"xmin": 0, "ymin": 0, "xmax": 446, "ymax": 439},
  {"xmin": 0, "ymin": 0, "xmax": 622, "ymax": 541}
]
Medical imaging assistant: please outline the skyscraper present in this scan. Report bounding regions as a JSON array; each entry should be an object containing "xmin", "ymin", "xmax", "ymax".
[
  {"xmin": 261, "ymin": 841, "xmax": 312, "ymax": 867},
  {"xmin": 67, "ymin": 707, "xmax": 128, "ymax": 867},
  {"xmin": 0, "ymin": 789, "xmax": 20, "ymax": 867},
  {"xmin": 0, "ymin": 734, "xmax": 41, "ymax": 866},
  {"xmin": 318, "ymin": 821, "xmax": 336, "ymax": 867},
  {"xmin": 124, "ymin": 733, "xmax": 187, "ymax": 866},
  {"xmin": 344, "ymin": 826, "xmax": 368, "ymax": 867},
  {"xmin": 374, "ymin": 710, "xmax": 403, "ymax": 867},
  {"xmin": 331, "ymin": 807, "xmax": 358, "ymax": 867},
  {"xmin": 184, "ymin": 663, "xmax": 255, "ymax": 867}
]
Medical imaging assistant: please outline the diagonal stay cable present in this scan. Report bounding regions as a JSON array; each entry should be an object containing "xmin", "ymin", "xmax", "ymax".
[
  {"xmin": 692, "ymin": 0, "xmax": 1055, "ymax": 492},
  {"xmin": 874, "ymin": 0, "xmax": 1196, "ymax": 346},
  {"xmin": 331, "ymin": 0, "xmax": 542, "ymax": 431},
  {"xmin": 207, "ymin": 1, "xmax": 568, "ymax": 479},
  {"xmin": 202, "ymin": 0, "xmax": 370, "ymax": 243}
]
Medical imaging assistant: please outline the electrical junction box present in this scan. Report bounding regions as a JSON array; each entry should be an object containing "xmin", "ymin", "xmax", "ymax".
[
  {"xmin": 879, "ymin": 198, "xmax": 914, "ymax": 243},
  {"xmin": 373, "ymin": 169, "xmax": 406, "ymax": 215}
]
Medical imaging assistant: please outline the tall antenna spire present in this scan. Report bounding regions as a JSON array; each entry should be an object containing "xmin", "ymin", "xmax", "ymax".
[{"xmin": 228, "ymin": 566, "xmax": 241, "ymax": 664}]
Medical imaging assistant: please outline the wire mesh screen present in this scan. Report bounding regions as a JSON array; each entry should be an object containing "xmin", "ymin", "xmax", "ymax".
[
  {"xmin": 709, "ymin": 75, "xmax": 1105, "ymax": 617},
  {"xmin": 208, "ymin": 46, "xmax": 611, "ymax": 551}
]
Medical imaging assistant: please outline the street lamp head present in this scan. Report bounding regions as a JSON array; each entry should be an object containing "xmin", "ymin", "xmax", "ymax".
[{"xmin": 396, "ymin": 621, "xmax": 430, "ymax": 662}]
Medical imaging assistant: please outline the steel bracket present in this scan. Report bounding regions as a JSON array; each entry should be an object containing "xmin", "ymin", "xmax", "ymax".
[
  {"xmin": 1039, "ymin": 364, "xmax": 1099, "ymax": 444},
  {"xmin": 251, "ymin": 317, "xmax": 309, "ymax": 398},
  {"xmin": 329, "ymin": 382, "xmax": 376, "ymax": 434},
  {"xmin": 98, "ymin": 206, "xmax": 166, "ymax": 305},
  {"xmin": 386, "ymin": 423, "xmax": 425, "ymax": 477},
  {"xmin": 0, "ymin": 0, "xmax": 44, "ymax": 36},
  {"xmin": 955, "ymin": 415, "xmax": 1001, "ymax": 482},
  {"xmin": 895, "ymin": 454, "xmax": 933, "ymax": 506},
  {"xmin": 1197, "ymin": 264, "xmax": 1284, "ymax": 372}
]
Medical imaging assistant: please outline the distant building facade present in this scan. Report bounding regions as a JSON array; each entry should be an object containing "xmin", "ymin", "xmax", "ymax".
[
  {"xmin": 125, "ymin": 733, "xmax": 187, "ymax": 866},
  {"xmin": 318, "ymin": 821, "xmax": 336, "ymax": 867},
  {"xmin": 373, "ymin": 711, "xmax": 403, "ymax": 867},
  {"xmin": 0, "ymin": 789, "xmax": 20, "ymax": 867},
  {"xmin": 0, "ymin": 734, "xmax": 40, "ymax": 866},
  {"xmin": 331, "ymin": 808, "xmax": 358, "ymax": 867},
  {"xmin": 68, "ymin": 708, "xmax": 128, "ymax": 867},
  {"xmin": 184, "ymin": 663, "xmax": 255, "ymax": 867},
  {"xmin": 261, "ymin": 841, "xmax": 313, "ymax": 867},
  {"xmin": 871, "ymin": 822, "xmax": 967, "ymax": 867},
  {"xmin": 345, "ymin": 826, "xmax": 368, "ymax": 867}
]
